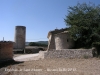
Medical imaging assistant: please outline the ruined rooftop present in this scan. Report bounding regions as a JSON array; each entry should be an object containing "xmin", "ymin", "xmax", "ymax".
[{"xmin": 47, "ymin": 28, "xmax": 69, "ymax": 38}]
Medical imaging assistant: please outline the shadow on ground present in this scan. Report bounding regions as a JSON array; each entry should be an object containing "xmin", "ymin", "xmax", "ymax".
[{"xmin": 0, "ymin": 60, "xmax": 24, "ymax": 68}]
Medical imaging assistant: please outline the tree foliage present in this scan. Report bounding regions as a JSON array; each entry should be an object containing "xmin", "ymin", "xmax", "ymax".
[
  {"xmin": 29, "ymin": 42, "xmax": 48, "ymax": 47},
  {"xmin": 64, "ymin": 3, "xmax": 100, "ymax": 48}
]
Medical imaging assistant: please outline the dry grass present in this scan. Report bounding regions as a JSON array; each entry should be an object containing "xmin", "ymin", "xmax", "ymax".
[{"xmin": 0, "ymin": 58, "xmax": 100, "ymax": 75}]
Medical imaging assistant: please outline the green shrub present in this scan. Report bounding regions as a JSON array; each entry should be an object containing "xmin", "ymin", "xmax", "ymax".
[
  {"xmin": 29, "ymin": 42, "xmax": 48, "ymax": 47},
  {"xmin": 83, "ymin": 55, "xmax": 89, "ymax": 59}
]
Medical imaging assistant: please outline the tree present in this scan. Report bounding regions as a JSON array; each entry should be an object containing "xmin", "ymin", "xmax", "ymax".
[
  {"xmin": 29, "ymin": 42, "xmax": 48, "ymax": 47},
  {"xmin": 64, "ymin": 2, "xmax": 100, "ymax": 49}
]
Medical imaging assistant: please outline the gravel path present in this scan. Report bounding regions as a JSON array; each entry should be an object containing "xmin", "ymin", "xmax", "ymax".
[{"xmin": 13, "ymin": 53, "xmax": 39, "ymax": 61}]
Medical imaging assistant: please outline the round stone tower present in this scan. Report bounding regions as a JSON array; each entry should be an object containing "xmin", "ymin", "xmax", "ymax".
[
  {"xmin": 55, "ymin": 32, "xmax": 74, "ymax": 50},
  {"xmin": 14, "ymin": 26, "xmax": 26, "ymax": 49}
]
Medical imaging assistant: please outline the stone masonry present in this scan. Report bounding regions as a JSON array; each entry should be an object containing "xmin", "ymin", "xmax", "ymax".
[
  {"xmin": 55, "ymin": 32, "xmax": 74, "ymax": 50},
  {"xmin": 0, "ymin": 41, "xmax": 13, "ymax": 60},
  {"xmin": 47, "ymin": 28, "xmax": 74, "ymax": 50},
  {"xmin": 41, "ymin": 49, "xmax": 93, "ymax": 58},
  {"xmin": 14, "ymin": 26, "xmax": 26, "ymax": 49}
]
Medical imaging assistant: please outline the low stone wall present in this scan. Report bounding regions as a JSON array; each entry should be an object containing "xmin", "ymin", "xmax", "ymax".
[
  {"xmin": 44, "ymin": 49, "xmax": 93, "ymax": 58},
  {"xmin": 25, "ymin": 48, "xmax": 40, "ymax": 54}
]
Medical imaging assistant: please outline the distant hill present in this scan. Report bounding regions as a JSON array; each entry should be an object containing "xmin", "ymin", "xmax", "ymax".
[
  {"xmin": 35, "ymin": 41, "xmax": 48, "ymax": 45},
  {"xmin": 25, "ymin": 41, "xmax": 48, "ymax": 46}
]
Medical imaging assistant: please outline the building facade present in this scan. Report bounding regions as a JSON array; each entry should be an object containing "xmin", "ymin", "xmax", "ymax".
[{"xmin": 47, "ymin": 28, "xmax": 74, "ymax": 50}]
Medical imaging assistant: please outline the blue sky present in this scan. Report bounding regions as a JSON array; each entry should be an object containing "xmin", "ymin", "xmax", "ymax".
[{"xmin": 0, "ymin": 0, "xmax": 99, "ymax": 42}]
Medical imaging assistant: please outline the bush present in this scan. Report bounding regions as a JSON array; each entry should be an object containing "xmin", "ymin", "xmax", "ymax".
[
  {"xmin": 92, "ymin": 42, "xmax": 100, "ymax": 57},
  {"xmin": 83, "ymin": 55, "xmax": 89, "ymax": 59},
  {"xmin": 29, "ymin": 42, "xmax": 48, "ymax": 47}
]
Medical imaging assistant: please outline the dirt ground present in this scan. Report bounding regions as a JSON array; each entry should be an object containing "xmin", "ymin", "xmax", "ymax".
[{"xmin": 0, "ymin": 58, "xmax": 100, "ymax": 75}]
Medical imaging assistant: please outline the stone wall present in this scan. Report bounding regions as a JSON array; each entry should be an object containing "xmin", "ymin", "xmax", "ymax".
[
  {"xmin": 43, "ymin": 49, "xmax": 93, "ymax": 58},
  {"xmin": 0, "ymin": 42, "xmax": 13, "ymax": 60},
  {"xmin": 55, "ymin": 32, "xmax": 74, "ymax": 50},
  {"xmin": 47, "ymin": 34, "xmax": 55, "ymax": 50},
  {"xmin": 13, "ymin": 42, "xmax": 16, "ymax": 49},
  {"xmin": 25, "ymin": 48, "xmax": 40, "ymax": 54},
  {"xmin": 47, "ymin": 31, "xmax": 74, "ymax": 50}
]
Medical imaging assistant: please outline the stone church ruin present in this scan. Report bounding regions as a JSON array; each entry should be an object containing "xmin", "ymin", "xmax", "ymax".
[
  {"xmin": 47, "ymin": 28, "xmax": 74, "ymax": 50},
  {"xmin": 39, "ymin": 28, "xmax": 93, "ymax": 59}
]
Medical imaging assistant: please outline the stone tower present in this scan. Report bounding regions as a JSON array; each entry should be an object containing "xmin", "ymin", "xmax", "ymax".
[{"xmin": 14, "ymin": 26, "xmax": 26, "ymax": 49}]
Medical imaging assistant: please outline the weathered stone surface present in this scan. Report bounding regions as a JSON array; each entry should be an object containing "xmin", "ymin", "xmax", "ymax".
[
  {"xmin": 47, "ymin": 28, "xmax": 74, "ymax": 50},
  {"xmin": 44, "ymin": 49, "xmax": 93, "ymax": 58},
  {"xmin": 0, "ymin": 42, "xmax": 13, "ymax": 60},
  {"xmin": 55, "ymin": 32, "xmax": 74, "ymax": 50},
  {"xmin": 47, "ymin": 34, "xmax": 55, "ymax": 50},
  {"xmin": 14, "ymin": 26, "xmax": 26, "ymax": 49}
]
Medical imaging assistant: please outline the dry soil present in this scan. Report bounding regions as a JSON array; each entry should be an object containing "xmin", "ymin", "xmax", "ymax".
[{"xmin": 0, "ymin": 58, "xmax": 100, "ymax": 75}]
